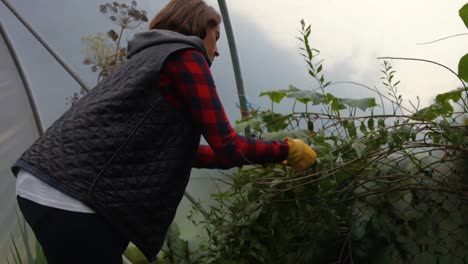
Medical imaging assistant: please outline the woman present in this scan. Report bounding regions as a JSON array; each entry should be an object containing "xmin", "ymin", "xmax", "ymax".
[{"xmin": 12, "ymin": 0, "xmax": 317, "ymax": 263}]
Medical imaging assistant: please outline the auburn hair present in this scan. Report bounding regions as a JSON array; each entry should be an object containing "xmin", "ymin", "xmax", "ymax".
[{"xmin": 149, "ymin": 0, "xmax": 222, "ymax": 39}]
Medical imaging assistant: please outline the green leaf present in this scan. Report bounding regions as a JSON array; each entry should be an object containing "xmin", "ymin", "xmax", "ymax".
[
  {"xmin": 235, "ymin": 117, "xmax": 263, "ymax": 133},
  {"xmin": 288, "ymin": 85, "xmax": 301, "ymax": 92},
  {"xmin": 211, "ymin": 191, "xmax": 230, "ymax": 200},
  {"xmin": 341, "ymin": 98, "xmax": 377, "ymax": 111},
  {"xmin": 317, "ymin": 64, "xmax": 323, "ymax": 73},
  {"xmin": 331, "ymin": 98, "xmax": 347, "ymax": 112},
  {"xmin": 306, "ymin": 39, "xmax": 313, "ymax": 60},
  {"xmin": 343, "ymin": 120, "xmax": 358, "ymax": 139},
  {"xmin": 429, "ymin": 132, "xmax": 441, "ymax": 144},
  {"xmin": 368, "ymin": 118, "xmax": 375, "ymax": 131},
  {"xmin": 458, "ymin": 53, "xmax": 468, "ymax": 82},
  {"xmin": 297, "ymin": 98, "xmax": 313, "ymax": 104},
  {"xmin": 308, "ymin": 70, "xmax": 316, "ymax": 78},
  {"xmin": 378, "ymin": 119, "xmax": 385, "ymax": 128},
  {"xmin": 447, "ymin": 131, "xmax": 465, "ymax": 146},
  {"xmin": 180, "ymin": 257, "xmax": 191, "ymax": 264},
  {"xmin": 435, "ymin": 102, "xmax": 455, "ymax": 116},
  {"xmin": 287, "ymin": 89, "xmax": 324, "ymax": 105},
  {"xmin": 352, "ymin": 140, "xmax": 367, "ymax": 159},
  {"xmin": 248, "ymin": 205, "xmax": 263, "ymax": 222},
  {"xmin": 398, "ymin": 125, "xmax": 412, "ymax": 141},
  {"xmin": 392, "ymin": 133, "xmax": 403, "ymax": 149},
  {"xmin": 9, "ymin": 235, "xmax": 22, "ymax": 264},
  {"xmin": 307, "ymin": 120, "xmax": 314, "ymax": 131},
  {"xmin": 17, "ymin": 213, "xmax": 33, "ymax": 264},
  {"xmin": 259, "ymin": 90, "xmax": 288, "ymax": 104},
  {"xmin": 460, "ymin": 3, "xmax": 468, "ymax": 28},
  {"xmin": 413, "ymin": 106, "xmax": 439, "ymax": 121},
  {"xmin": 378, "ymin": 126, "xmax": 388, "ymax": 143},
  {"xmin": 34, "ymin": 241, "xmax": 47, "ymax": 264},
  {"xmin": 435, "ymin": 88, "xmax": 463, "ymax": 104},
  {"xmin": 261, "ymin": 129, "xmax": 310, "ymax": 141},
  {"xmin": 124, "ymin": 243, "xmax": 147, "ymax": 264},
  {"xmin": 325, "ymin": 94, "xmax": 346, "ymax": 111},
  {"xmin": 323, "ymin": 81, "xmax": 332, "ymax": 88},
  {"xmin": 165, "ymin": 223, "xmax": 190, "ymax": 260},
  {"xmin": 262, "ymin": 112, "xmax": 290, "ymax": 132},
  {"xmin": 387, "ymin": 135, "xmax": 395, "ymax": 150},
  {"xmin": 360, "ymin": 121, "xmax": 367, "ymax": 134}
]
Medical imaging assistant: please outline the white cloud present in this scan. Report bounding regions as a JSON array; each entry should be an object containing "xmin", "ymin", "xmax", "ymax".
[{"xmin": 217, "ymin": 0, "xmax": 467, "ymax": 105}]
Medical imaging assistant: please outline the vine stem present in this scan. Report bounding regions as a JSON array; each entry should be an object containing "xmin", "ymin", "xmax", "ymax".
[{"xmin": 416, "ymin": 33, "xmax": 468, "ymax": 45}]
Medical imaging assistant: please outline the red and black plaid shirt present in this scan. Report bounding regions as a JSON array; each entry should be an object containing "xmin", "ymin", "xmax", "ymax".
[{"xmin": 157, "ymin": 49, "xmax": 289, "ymax": 169}]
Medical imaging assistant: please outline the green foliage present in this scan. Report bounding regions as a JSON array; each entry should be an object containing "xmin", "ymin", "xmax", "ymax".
[
  {"xmin": 459, "ymin": 4, "xmax": 468, "ymax": 82},
  {"xmin": 259, "ymin": 90, "xmax": 288, "ymax": 104},
  {"xmin": 460, "ymin": 3, "xmax": 468, "ymax": 29},
  {"xmin": 125, "ymin": 243, "xmax": 148, "ymax": 264},
  {"xmin": 287, "ymin": 85, "xmax": 323, "ymax": 105},
  {"xmin": 158, "ymin": 224, "xmax": 192, "ymax": 264},
  {"xmin": 236, "ymin": 85, "xmax": 379, "ymax": 140},
  {"xmin": 298, "ymin": 19, "xmax": 331, "ymax": 89},
  {"xmin": 194, "ymin": 166, "xmax": 352, "ymax": 264},
  {"xmin": 381, "ymin": 60, "xmax": 403, "ymax": 115},
  {"xmin": 413, "ymin": 87, "xmax": 466, "ymax": 121},
  {"xmin": 124, "ymin": 223, "xmax": 200, "ymax": 264},
  {"xmin": 340, "ymin": 98, "xmax": 377, "ymax": 111},
  {"xmin": 192, "ymin": 16, "xmax": 468, "ymax": 264},
  {"xmin": 6, "ymin": 213, "xmax": 46, "ymax": 264},
  {"xmin": 459, "ymin": 53, "xmax": 468, "ymax": 82}
]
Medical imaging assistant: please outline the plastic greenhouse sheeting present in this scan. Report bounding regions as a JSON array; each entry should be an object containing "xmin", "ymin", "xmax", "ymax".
[{"xmin": 0, "ymin": 22, "xmax": 41, "ymax": 258}]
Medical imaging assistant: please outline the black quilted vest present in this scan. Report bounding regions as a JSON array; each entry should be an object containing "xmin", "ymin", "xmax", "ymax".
[{"xmin": 12, "ymin": 30, "xmax": 210, "ymax": 261}]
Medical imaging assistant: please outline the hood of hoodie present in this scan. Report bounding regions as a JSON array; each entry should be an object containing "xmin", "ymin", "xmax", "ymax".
[{"xmin": 127, "ymin": 29, "xmax": 212, "ymax": 66}]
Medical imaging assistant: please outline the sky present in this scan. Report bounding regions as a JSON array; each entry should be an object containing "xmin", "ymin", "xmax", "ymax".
[
  {"xmin": 0, "ymin": 0, "xmax": 467, "ymax": 253},
  {"xmin": 0, "ymin": 0, "xmax": 467, "ymax": 127}
]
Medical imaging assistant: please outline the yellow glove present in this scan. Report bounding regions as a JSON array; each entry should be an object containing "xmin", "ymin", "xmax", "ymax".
[{"xmin": 284, "ymin": 137, "xmax": 317, "ymax": 172}]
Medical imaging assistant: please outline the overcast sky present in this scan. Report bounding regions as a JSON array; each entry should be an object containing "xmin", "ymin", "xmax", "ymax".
[{"xmin": 1, "ymin": 0, "xmax": 467, "ymax": 127}]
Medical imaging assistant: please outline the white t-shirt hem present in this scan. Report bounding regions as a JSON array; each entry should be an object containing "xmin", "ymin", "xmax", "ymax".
[{"xmin": 16, "ymin": 169, "xmax": 95, "ymax": 214}]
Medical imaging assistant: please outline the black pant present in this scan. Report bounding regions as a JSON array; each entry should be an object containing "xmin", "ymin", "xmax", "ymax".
[{"xmin": 17, "ymin": 196, "xmax": 129, "ymax": 264}]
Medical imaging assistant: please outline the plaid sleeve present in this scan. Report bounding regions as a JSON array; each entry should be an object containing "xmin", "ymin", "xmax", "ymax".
[{"xmin": 162, "ymin": 49, "xmax": 289, "ymax": 169}]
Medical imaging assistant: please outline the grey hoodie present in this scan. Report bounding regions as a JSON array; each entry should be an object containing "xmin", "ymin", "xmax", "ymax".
[{"xmin": 127, "ymin": 29, "xmax": 212, "ymax": 66}]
